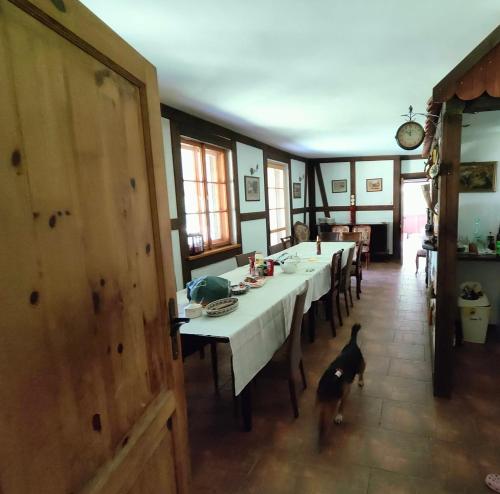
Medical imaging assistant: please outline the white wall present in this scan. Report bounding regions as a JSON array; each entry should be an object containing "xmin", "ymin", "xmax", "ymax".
[
  {"xmin": 355, "ymin": 160, "xmax": 393, "ymax": 206},
  {"xmin": 290, "ymin": 159, "xmax": 306, "ymax": 210},
  {"xmin": 162, "ymin": 117, "xmax": 184, "ymax": 290},
  {"xmin": 320, "ymin": 162, "xmax": 350, "ymax": 207},
  {"xmin": 237, "ymin": 142, "xmax": 265, "ymax": 214},
  {"xmin": 241, "ymin": 219, "xmax": 268, "ymax": 256},
  {"xmin": 191, "ymin": 258, "xmax": 237, "ymax": 280},
  {"xmin": 458, "ymin": 111, "xmax": 500, "ymax": 240},
  {"xmin": 402, "ymin": 159, "xmax": 426, "ymax": 174}
]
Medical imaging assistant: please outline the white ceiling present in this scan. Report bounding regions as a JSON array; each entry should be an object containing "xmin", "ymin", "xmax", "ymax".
[{"xmin": 81, "ymin": 0, "xmax": 499, "ymax": 158}]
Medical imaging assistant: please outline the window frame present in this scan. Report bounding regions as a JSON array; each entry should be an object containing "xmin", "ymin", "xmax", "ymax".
[
  {"xmin": 180, "ymin": 137, "xmax": 233, "ymax": 251},
  {"xmin": 267, "ymin": 160, "xmax": 291, "ymax": 248}
]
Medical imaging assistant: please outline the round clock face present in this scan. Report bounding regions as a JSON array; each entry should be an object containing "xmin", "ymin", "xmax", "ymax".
[{"xmin": 395, "ymin": 121, "xmax": 425, "ymax": 150}]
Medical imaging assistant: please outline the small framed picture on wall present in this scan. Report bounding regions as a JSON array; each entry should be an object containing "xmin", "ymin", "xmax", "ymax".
[
  {"xmin": 332, "ymin": 179, "xmax": 347, "ymax": 193},
  {"xmin": 366, "ymin": 178, "xmax": 383, "ymax": 192},
  {"xmin": 244, "ymin": 175, "xmax": 260, "ymax": 201},
  {"xmin": 293, "ymin": 182, "xmax": 301, "ymax": 199}
]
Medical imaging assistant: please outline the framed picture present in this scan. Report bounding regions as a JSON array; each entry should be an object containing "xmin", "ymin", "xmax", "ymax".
[
  {"xmin": 332, "ymin": 179, "xmax": 347, "ymax": 193},
  {"xmin": 244, "ymin": 175, "xmax": 260, "ymax": 201},
  {"xmin": 459, "ymin": 161, "xmax": 497, "ymax": 193},
  {"xmin": 366, "ymin": 178, "xmax": 383, "ymax": 192},
  {"xmin": 292, "ymin": 182, "xmax": 301, "ymax": 199}
]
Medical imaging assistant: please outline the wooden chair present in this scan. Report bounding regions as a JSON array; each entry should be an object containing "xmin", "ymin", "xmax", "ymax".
[
  {"xmin": 269, "ymin": 243, "xmax": 283, "ymax": 254},
  {"xmin": 351, "ymin": 239, "xmax": 363, "ymax": 300},
  {"xmin": 293, "ymin": 221, "xmax": 310, "ymax": 243},
  {"xmin": 340, "ymin": 245, "xmax": 356, "ymax": 314},
  {"xmin": 281, "ymin": 236, "xmax": 294, "ymax": 250},
  {"xmin": 320, "ymin": 250, "xmax": 343, "ymax": 336},
  {"xmin": 340, "ymin": 232, "xmax": 362, "ymax": 243},
  {"xmin": 235, "ymin": 251, "xmax": 255, "ymax": 267},
  {"xmin": 262, "ymin": 290, "xmax": 308, "ymax": 418},
  {"xmin": 353, "ymin": 225, "xmax": 371, "ymax": 268},
  {"xmin": 332, "ymin": 225, "xmax": 350, "ymax": 234},
  {"xmin": 181, "ymin": 335, "xmax": 219, "ymax": 392},
  {"xmin": 415, "ymin": 249, "xmax": 427, "ymax": 274},
  {"xmin": 319, "ymin": 231, "xmax": 341, "ymax": 242}
]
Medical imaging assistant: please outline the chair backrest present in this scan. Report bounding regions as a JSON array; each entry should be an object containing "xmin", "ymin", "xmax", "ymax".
[
  {"xmin": 330, "ymin": 249, "xmax": 343, "ymax": 288},
  {"xmin": 353, "ymin": 225, "xmax": 371, "ymax": 245},
  {"xmin": 293, "ymin": 222, "xmax": 310, "ymax": 243},
  {"xmin": 332, "ymin": 225, "xmax": 350, "ymax": 233},
  {"xmin": 353, "ymin": 237, "xmax": 363, "ymax": 271},
  {"xmin": 269, "ymin": 243, "xmax": 283, "ymax": 254},
  {"xmin": 341, "ymin": 246, "xmax": 355, "ymax": 289},
  {"xmin": 286, "ymin": 289, "xmax": 308, "ymax": 374},
  {"xmin": 319, "ymin": 231, "xmax": 340, "ymax": 242},
  {"xmin": 235, "ymin": 251, "xmax": 256, "ymax": 267},
  {"xmin": 340, "ymin": 232, "xmax": 362, "ymax": 243},
  {"xmin": 281, "ymin": 236, "xmax": 293, "ymax": 250}
]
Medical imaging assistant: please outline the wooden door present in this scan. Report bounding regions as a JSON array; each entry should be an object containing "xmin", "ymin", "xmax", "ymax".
[{"xmin": 0, "ymin": 1, "xmax": 189, "ymax": 493}]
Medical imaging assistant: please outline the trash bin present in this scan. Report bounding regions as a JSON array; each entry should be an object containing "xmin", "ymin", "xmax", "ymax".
[{"xmin": 458, "ymin": 282, "xmax": 491, "ymax": 344}]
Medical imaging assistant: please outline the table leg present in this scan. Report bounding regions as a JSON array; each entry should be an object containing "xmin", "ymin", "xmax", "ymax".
[{"xmin": 241, "ymin": 383, "xmax": 252, "ymax": 431}]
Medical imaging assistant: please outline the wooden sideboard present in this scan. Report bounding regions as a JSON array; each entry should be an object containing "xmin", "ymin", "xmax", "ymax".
[{"xmin": 317, "ymin": 222, "xmax": 389, "ymax": 260}]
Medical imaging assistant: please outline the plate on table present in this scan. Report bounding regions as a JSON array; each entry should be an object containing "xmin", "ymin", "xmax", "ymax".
[
  {"xmin": 205, "ymin": 297, "xmax": 239, "ymax": 317},
  {"xmin": 244, "ymin": 277, "xmax": 266, "ymax": 288},
  {"xmin": 231, "ymin": 283, "xmax": 249, "ymax": 295}
]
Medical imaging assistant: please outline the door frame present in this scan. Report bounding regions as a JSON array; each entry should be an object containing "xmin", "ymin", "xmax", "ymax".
[
  {"xmin": 5, "ymin": 0, "xmax": 190, "ymax": 491},
  {"xmin": 400, "ymin": 173, "xmax": 428, "ymax": 264}
]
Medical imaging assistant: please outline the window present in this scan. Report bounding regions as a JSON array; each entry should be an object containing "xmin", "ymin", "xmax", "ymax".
[
  {"xmin": 181, "ymin": 139, "xmax": 232, "ymax": 250},
  {"xmin": 267, "ymin": 161, "xmax": 290, "ymax": 247}
]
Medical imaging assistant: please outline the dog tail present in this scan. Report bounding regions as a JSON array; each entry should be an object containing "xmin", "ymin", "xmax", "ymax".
[{"xmin": 350, "ymin": 323, "xmax": 362, "ymax": 343}]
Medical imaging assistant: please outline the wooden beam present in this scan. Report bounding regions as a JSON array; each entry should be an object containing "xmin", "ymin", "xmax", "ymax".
[
  {"xmin": 393, "ymin": 157, "xmax": 402, "ymax": 261},
  {"xmin": 350, "ymin": 159, "xmax": 356, "ymax": 224},
  {"xmin": 311, "ymin": 154, "xmax": 422, "ymax": 163},
  {"xmin": 433, "ymin": 25, "xmax": 500, "ymax": 103},
  {"xmin": 240, "ymin": 211, "xmax": 267, "ymax": 221},
  {"xmin": 434, "ymin": 98, "xmax": 465, "ymax": 398},
  {"xmin": 315, "ymin": 163, "xmax": 330, "ymax": 218},
  {"xmin": 307, "ymin": 161, "xmax": 316, "ymax": 236},
  {"xmin": 401, "ymin": 172, "xmax": 427, "ymax": 180}
]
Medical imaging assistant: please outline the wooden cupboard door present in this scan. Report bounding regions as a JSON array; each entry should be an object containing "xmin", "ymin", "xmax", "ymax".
[{"xmin": 0, "ymin": 1, "xmax": 189, "ymax": 493}]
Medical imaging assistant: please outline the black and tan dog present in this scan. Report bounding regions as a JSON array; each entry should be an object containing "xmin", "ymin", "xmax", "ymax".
[{"xmin": 317, "ymin": 323, "xmax": 365, "ymax": 441}]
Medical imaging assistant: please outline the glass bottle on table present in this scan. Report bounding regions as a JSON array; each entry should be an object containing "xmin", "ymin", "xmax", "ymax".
[{"xmin": 316, "ymin": 235, "xmax": 321, "ymax": 255}]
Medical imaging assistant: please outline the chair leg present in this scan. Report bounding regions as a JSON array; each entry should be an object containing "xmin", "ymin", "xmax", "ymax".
[
  {"xmin": 330, "ymin": 295, "xmax": 336, "ymax": 337},
  {"xmin": 210, "ymin": 342, "xmax": 219, "ymax": 394},
  {"xmin": 349, "ymin": 285, "xmax": 354, "ymax": 307},
  {"xmin": 299, "ymin": 360, "xmax": 307, "ymax": 389},
  {"xmin": 356, "ymin": 275, "xmax": 361, "ymax": 299},
  {"xmin": 288, "ymin": 378, "xmax": 299, "ymax": 418},
  {"xmin": 344, "ymin": 290, "xmax": 350, "ymax": 316},
  {"xmin": 415, "ymin": 254, "xmax": 419, "ymax": 274},
  {"xmin": 336, "ymin": 291, "xmax": 343, "ymax": 326}
]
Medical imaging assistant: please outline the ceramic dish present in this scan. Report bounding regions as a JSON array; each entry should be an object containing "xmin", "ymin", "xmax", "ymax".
[
  {"xmin": 231, "ymin": 283, "xmax": 249, "ymax": 296},
  {"xmin": 245, "ymin": 278, "xmax": 266, "ymax": 288},
  {"xmin": 205, "ymin": 297, "xmax": 239, "ymax": 317}
]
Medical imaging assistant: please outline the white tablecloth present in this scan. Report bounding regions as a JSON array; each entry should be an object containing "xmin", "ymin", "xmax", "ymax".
[{"xmin": 177, "ymin": 241, "xmax": 355, "ymax": 395}]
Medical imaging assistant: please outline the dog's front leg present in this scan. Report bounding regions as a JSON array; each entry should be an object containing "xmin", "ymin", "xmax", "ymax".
[
  {"xmin": 358, "ymin": 358, "xmax": 366, "ymax": 387},
  {"xmin": 335, "ymin": 384, "xmax": 351, "ymax": 424}
]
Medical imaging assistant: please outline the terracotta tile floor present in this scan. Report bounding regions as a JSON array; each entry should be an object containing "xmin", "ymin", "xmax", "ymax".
[{"xmin": 184, "ymin": 262, "xmax": 500, "ymax": 494}]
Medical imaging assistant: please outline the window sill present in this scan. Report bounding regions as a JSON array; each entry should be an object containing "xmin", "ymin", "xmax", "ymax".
[{"xmin": 186, "ymin": 243, "xmax": 241, "ymax": 262}]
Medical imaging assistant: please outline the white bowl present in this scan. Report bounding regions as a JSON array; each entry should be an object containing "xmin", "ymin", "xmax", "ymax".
[{"xmin": 282, "ymin": 260, "xmax": 298, "ymax": 274}]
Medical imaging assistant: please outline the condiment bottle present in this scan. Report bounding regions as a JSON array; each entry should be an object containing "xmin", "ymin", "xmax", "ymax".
[{"xmin": 316, "ymin": 235, "xmax": 321, "ymax": 255}]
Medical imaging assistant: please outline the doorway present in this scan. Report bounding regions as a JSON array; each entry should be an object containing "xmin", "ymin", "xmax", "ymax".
[{"xmin": 401, "ymin": 179, "xmax": 428, "ymax": 273}]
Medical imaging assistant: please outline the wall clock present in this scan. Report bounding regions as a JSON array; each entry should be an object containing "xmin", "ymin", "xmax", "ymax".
[{"xmin": 395, "ymin": 121, "xmax": 425, "ymax": 150}]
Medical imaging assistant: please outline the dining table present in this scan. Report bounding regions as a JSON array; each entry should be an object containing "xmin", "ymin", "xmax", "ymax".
[{"xmin": 176, "ymin": 241, "xmax": 355, "ymax": 430}]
